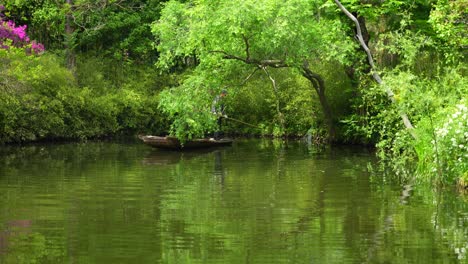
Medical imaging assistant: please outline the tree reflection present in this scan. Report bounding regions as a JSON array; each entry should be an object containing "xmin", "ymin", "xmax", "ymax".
[{"xmin": 0, "ymin": 141, "xmax": 466, "ymax": 263}]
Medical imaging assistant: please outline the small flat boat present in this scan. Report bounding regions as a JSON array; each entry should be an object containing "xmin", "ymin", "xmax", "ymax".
[{"xmin": 139, "ymin": 135, "xmax": 233, "ymax": 150}]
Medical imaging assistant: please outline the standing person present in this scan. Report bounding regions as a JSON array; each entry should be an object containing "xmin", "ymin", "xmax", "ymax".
[{"xmin": 211, "ymin": 89, "xmax": 227, "ymax": 140}]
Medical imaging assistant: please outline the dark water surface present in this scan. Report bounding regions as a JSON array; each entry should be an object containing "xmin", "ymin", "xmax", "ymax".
[{"xmin": 0, "ymin": 139, "xmax": 466, "ymax": 263}]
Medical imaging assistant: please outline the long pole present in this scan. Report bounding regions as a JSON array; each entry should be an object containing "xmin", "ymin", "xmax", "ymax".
[{"xmin": 221, "ymin": 116, "xmax": 262, "ymax": 129}]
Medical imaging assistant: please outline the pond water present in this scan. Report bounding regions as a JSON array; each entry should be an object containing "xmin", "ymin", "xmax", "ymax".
[{"xmin": 0, "ymin": 139, "xmax": 467, "ymax": 263}]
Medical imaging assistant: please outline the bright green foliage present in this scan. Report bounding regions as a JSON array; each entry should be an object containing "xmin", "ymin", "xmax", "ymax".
[
  {"xmin": 0, "ymin": 46, "xmax": 168, "ymax": 143},
  {"xmin": 344, "ymin": 67, "xmax": 467, "ymax": 182},
  {"xmin": 1, "ymin": 0, "xmax": 171, "ymax": 144},
  {"xmin": 155, "ymin": 0, "xmax": 354, "ymax": 68},
  {"xmin": 158, "ymin": 72, "xmax": 219, "ymax": 141},
  {"xmin": 429, "ymin": 0, "xmax": 467, "ymax": 62},
  {"xmin": 338, "ymin": 0, "xmax": 467, "ymax": 185},
  {"xmin": 0, "ymin": 0, "xmax": 466, "ymax": 190},
  {"xmin": 428, "ymin": 100, "xmax": 468, "ymax": 184},
  {"xmin": 343, "ymin": 66, "xmax": 467, "ymax": 184},
  {"xmin": 153, "ymin": 0, "xmax": 354, "ymax": 140},
  {"xmin": 155, "ymin": 0, "xmax": 350, "ymax": 67}
]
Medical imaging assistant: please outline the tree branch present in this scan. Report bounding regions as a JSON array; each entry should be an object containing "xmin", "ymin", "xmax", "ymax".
[
  {"xmin": 301, "ymin": 61, "xmax": 324, "ymax": 94},
  {"xmin": 210, "ymin": 50, "xmax": 288, "ymax": 68},
  {"xmin": 242, "ymin": 34, "xmax": 250, "ymax": 62},
  {"xmin": 239, "ymin": 68, "xmax": 260, "ymax": 86},
  {"xmin": 210, "ymin": 50, "xmax": 247, "ymax": 62},
  {"xmin": 333, "ymin": 0, "xmax": 416, "ymax": 137},
  {"xmin": 262, "ymin": 66, "xmax": 285, "ymax": 133}
]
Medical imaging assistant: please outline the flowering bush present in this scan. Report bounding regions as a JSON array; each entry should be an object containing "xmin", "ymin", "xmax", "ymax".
[
  {"xmin": 0, "ymin": 5, "xmax": 44, "ymax": 54},
  {"xmin": 433, "ymin": 101, "xmax": 468, "ymax": 184}
]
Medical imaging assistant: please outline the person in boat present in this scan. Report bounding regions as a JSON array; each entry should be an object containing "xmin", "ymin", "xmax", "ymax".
[{"xmin": 211, "ymin": 89, "xmax": 228, "ymax": 140}]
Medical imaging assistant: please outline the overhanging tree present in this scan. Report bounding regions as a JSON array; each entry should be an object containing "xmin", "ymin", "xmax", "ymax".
[{"xmin": 153, "ymin": 0, "xmax": 355, "ymax": 141}]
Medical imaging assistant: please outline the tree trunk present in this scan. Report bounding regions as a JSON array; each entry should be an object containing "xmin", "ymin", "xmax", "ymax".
[
  {"xmin": 65, "ymin": 0, "xmax": 76, "ymax": 71},
  {"xmin": 345, "ymin": 13, "xmax": 371, "ymax": 84},
  {"xmin": 301, "ymin": 63, "xmax": 336, "ymax": 142},
  {"xmin": 344, "ymin": 14, "xmax": 371, "ymax": 123},
  {"xmin": 333, "ymin": 0, "xmax": 416, "ymax": 138}
]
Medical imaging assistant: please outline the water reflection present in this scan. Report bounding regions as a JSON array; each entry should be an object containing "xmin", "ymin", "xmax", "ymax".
[
  {"xmin": 0, "ymin": 220, "xmax": 32, "ymax": 254},
  {"xmin": 142, "ymin": 148, "xmax": 219, "ymax": 166},
  {"xmin": 213, "ymin": 150, "xmax": 226, "ymax": 189},
  {"xmin": 0, "ymin": 140, "xmax": 466, "ymax": 263}
]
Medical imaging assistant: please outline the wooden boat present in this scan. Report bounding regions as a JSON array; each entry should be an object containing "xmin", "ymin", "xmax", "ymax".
[{"xmin": 139, "ymin": 135, "xmax": 233, "ymax": 150}]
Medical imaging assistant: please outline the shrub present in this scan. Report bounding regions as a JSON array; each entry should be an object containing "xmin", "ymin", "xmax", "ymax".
[
  {"xmin": 0, "ymin": 49, "xmax": 168, "ymax": 143},
  {"xmin": 343, "ymin": 66, "xmax": 467, "ymax": 186},
  {"xmin": 430, "ymin": 102, "xmax": 468, "ymax": 184}
]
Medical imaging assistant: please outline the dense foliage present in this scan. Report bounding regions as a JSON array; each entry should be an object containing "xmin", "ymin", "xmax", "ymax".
[
  {"xmin": 0, "ymin": 47, "xmax": 168, "ymax": 143},
  {"xmin": 0, "ymin": 5, "xmax": 44, "ymax": 53},
  {"xmin": 0, "ymin": 3, "xmax": 170, "ymax": 143},
  {"xmin": 337, "ymin": 0, "xmax": 467, "ymax": 186},
  {"xmin": 0, "ymin": 0, "xmax": 466, "ymax": 186},
  {"xmin": 153, "ymin": 0, "xmax": 356, "ymax": 140}
]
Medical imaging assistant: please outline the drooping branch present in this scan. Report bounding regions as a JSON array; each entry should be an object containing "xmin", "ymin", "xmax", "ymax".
[
  {"xmin": 220, "ymin": 67, "xmax": 260, "ymax": 90},
  {"xmin": 301, "ymin": 61, "xmax": 336, "ymax": 140},
  {"xmin": 239, "ymin": 67, "xmax": 260, "ymax": 86},
  {"xmin": 333, "ymin": 0, "xmax": 416, "ymax": 137},
  {"xmin": 262, "ymin": 66, "xmax": 285, "ymax": 134}
]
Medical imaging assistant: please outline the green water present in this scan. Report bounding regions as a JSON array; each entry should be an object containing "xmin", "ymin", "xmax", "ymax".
[{"xmin": 0, "ymin": 139, "xmax": 466, "ymax": 263}]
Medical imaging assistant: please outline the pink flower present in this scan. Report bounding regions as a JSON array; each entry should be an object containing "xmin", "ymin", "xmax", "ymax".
[
  {"xmin": 0, "ymin": 9, "xmax": 45, "ymax": 55},
  {"xmin": 31, "ymin": 41, "xmax": 45, "ymax": 54}
]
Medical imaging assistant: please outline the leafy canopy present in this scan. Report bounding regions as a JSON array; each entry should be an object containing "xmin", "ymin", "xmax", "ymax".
[{"xmin": 152, "ymin": 0, "xmax": 354, "ymax": 140}]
